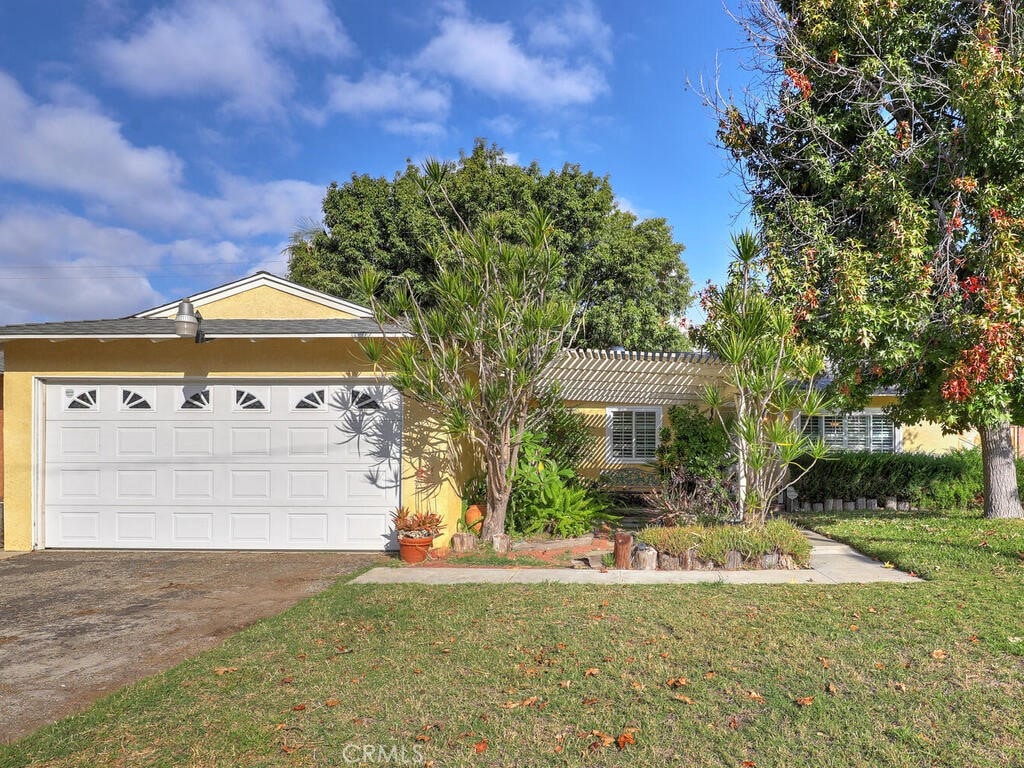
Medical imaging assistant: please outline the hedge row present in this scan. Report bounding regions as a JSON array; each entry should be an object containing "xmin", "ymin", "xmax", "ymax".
[{"xmin": 791, "ymin": 448, "xmax": 1024, "ymax": 509}]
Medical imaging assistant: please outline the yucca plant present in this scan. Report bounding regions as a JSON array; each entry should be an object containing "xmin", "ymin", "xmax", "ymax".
[
  {"xmin": 697, "ymin": 231, "xmax": 834, "ymax": 526},
  {"xmin": 361, "ymin": 160, "xmax": 582, "ymax": 538}
]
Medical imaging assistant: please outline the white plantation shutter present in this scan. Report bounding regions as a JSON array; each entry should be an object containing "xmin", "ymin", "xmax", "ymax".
[
  {"xmin": 845, "ymin": 414, "xmax": 869, "ymax": 451},
  {"xmin": 634, "ymin": 410, "xmax": 658, "ymax": 459},
  {"xmin": 609, "ymin": 409, "xmax": 659, "ymax": 460},
  {"xmin": 801, "ymin": 412, "xmax": 897, "ymax": 453},
  {"xmin": 610, "ymin": 411, "xmax": 633, "ymax": 459},
  {"xmin": 870, "ymin": 414, "xmax": 895, "ymax": 453}
]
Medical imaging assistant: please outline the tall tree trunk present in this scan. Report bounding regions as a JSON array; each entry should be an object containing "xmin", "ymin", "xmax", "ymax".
[
  {"xmin": 980, "ymin": 422, "xmax": 1023, "ymax": 519},
  {"xmin": 480, "ymin": 453, "xmax": 510, "ymax": 539}
]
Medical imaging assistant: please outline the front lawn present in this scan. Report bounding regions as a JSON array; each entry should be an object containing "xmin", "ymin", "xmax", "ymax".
[{"xmin": 4, "ymin": 508, "xmax": 1023, "ymax": 767}]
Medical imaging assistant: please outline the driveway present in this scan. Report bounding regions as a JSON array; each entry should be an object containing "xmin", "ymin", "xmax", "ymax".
[{"xmin": 0, "ymin": 550, "xmax": 382, "ymax": 742}]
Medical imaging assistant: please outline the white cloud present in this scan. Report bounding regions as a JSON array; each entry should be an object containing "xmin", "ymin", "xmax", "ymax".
[
  {"xmin": 417, "ymin": 13, "xmax": 607, "ymax": 107},
  {"xmin": 528, "ymin": 1, "xmax": 613, "ymax": 64},
  {"xmin": 0, "ymin": 209, "xmax": 163, "ymax": 322},
  {"xmin": 0, "ymin": 71, "xmax": 191, "ymax": 225},
  {"xmin": 96, "ymin": 0, "xmax": 353, "ymax": 116},
  {"xmin": 484, "ymin": 114, "xmax": 519, "ymax": 136},
  {"xmin": 0, "ymin": 207, "xmax": 266, "ymax": 322},
  {"xmin": 327, "ymin": 71, "xmax": 450, "ymax": 119},
  {"xmin": 0, "ymin": 72, "xmax": 326, "ymax": 241},
  {"xmin": 381, "ymin": 118, "xmax": 447, "ymax": 138}
]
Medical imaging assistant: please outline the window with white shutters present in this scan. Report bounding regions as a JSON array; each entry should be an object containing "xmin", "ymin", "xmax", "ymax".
[
  {"xmin": 801, "ymin": 413, "xmax": 897, "ymax": 453},
  {"xmin": 608, "ymin": 408, "xmax": 660, "ymax": 461}
]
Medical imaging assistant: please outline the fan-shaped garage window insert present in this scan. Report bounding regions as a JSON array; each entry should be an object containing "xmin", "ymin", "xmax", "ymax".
[
  {"xmin": 65, "ymin": 389, "xmax": 98, "ymax": 410},
  {"xmin": 121, "ymin": 389, "xmax": 152, "ymax": 410},
  {"xmin": 235, "ymin": 389, "xmax": 266, "ymax": 410},
  {"xmin": 352, "ymin": 388, "xmax": 381, "ymax": 410},
  {"xmin": 180, "ymin": 389, "xmax": 211, "ymax": 410},
  {"xmin": 295, "ymin": 389, "xmax": 326, "ymax": 410}
]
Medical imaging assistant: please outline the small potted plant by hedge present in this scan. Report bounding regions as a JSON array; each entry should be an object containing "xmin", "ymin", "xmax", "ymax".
[{"xmin": 393, "ymin": 507, "xmax": 445, "ymax": 563}]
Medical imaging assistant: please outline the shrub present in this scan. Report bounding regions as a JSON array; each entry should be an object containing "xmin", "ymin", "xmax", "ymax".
[
  {"xmin": 527, "ymin": 388, "xmax": 591, "ymax": 474},
  {"xmin": 655, "ymin": 404, "xmax": 730, "ymax": 476},
  {"xmin": 509, "ymin": 431, "xmax": 617, "ymax": 538},
  {"xmin": 641, "ymin": 465, "xmax": 734, "ymax": 525},
  {"xmin": 636, "ymin": 520, "xmax": 810, "ymax": 567},
  {"xmin": 791, "ymin": 448, "xmax": 1024, "ymax": 509}
]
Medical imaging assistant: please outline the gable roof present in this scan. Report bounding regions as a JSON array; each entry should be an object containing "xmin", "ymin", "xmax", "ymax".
[
  {"xmin": 133, "ymin": 272, "xmax": 372, "ymax": 319},
  {"xmin": 0, "ymin": 317, "xmax": 401, "ymax": 341}
]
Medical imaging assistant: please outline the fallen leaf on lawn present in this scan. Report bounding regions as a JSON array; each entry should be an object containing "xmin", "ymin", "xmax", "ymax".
[
  {"xmin": 292, "ymin": 704, "xmax": 306, "ymax": 711},
  {"xmin": 883, "ymin": 562, "xmax": 895, "ymax": 569},
  {"xmin": 826, "ymin": 682, "xmax": 839, "ymax": 695},
  {"xmin": 818, "ymin": 657, "xmax": 830, "ymax": 669},
  {"xmin": 631, "ymin": 681, "xmax": 644, "ymax": 691},
  {"xmin": 616, "ymin": 732, "xmax": 636, "ymax": 750},
  {"xmin": 559, "ymin": 680, "xmax": 571, "ymax": 688},
  {"xmin": 967, "ymin": 635, "xmax": 979, "ymax": 643},
  {"xmin": 213, "ymin": 667, "xmax": 238, "ymax": 676},
  {"xmin": 704, "ymin": 671, "xmax": 717, "ymax": 679},
  {"xmin": 666, "ymin": 677, "xmax": 689, "ymax": 688},
  {"xmin": 553, "ymin": 744, "xmax": 564, "ymax": 754},
  {"xmin": 931, "ymin": 649, "xmax": 948, "ymax": 660},
  {"xmin": 324, "ymin": 698, "xmax": 340, "ymax": 707},
  {"xmin": 474, "ymin": 739, "xmax": 488, "ymax": 754},
  {"xmin": 281, "ymin": 744, "xmax": 301, "ymax": 754},
  {"xmin": 592, "ymin": 730, "xmax": 615, "ymax": 747},
  {"xmin": 744, "ymin": 690, "xmax": 765, "ymax": 702},
  {"xmin": 335, "ymin": 646, "xmax": 353, "ymax": 654},
  {"xmin": 874, "ymin": 662, "xmax": 885, "ymax": 670},
  {"xmin": 728, "ymin": 715, "xmax": 740, "ymax": 730},
  {"xmin": 849, "ymin": 624, "xmax": 859, "ymax": 632},
  {"xmin": 795, "ymin": 696, "xmax": 815, "ymax": 707},
  {"xmin": 908, "ymin": 571, "xmax": 918, "ymax": 578},
  {"xmin": 868, "ymin": 607, "xmax": 877, "ymax": 613},
  {"xmin": 584, "ymin": 668, "xmax": 600, "ymax": 677},
  {"xmin": 296, "ymin": 653, "xmax": 307, "ymax": 660},
  {"xmin": 672, "ymin": 695, "xmax": 693, "ymax": 704},
  {"xmin": 415, "ymin": 734, "xmax": 431, "ymax": 743},
  {"xmin": 582, "ymin": 697, "xmax": 599, "ymax": 705},
  {"xmin": 741, "ymin": 761, "xmax": 757, "ymax": 767}
]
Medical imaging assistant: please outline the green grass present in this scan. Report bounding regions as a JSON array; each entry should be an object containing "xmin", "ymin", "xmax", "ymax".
[{"xmin": 3, "ymin": 508, "xmax": 1023, "ymax": 767}]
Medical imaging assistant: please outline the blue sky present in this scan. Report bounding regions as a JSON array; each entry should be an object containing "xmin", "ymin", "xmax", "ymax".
[{"xmin": 0, "ymin": 0, "xmax": 753, "ymax": 323}]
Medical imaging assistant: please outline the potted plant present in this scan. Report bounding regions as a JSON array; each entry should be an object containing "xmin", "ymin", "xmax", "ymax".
[
  {"xmin": 393, "ymin": 507, "xmax": 445, "ymax": 563},
  {"xmin": 461, "ymin": 475, "xmax": 487, "ymax": 535}
]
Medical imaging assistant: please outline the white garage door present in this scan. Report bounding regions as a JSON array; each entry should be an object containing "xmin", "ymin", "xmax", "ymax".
[{"xmin": 43, "ymin": 380, "xmax": 401, "ymax": 550}]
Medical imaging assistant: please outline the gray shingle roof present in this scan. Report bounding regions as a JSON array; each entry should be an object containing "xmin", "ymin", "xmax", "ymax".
[{"xmin": 0, "ymin": 318, "xmax": 403, "ymax": 339}]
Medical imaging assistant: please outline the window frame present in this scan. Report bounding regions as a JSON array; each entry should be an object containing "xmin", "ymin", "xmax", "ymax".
[
  {"xmin": 802, "ymin": 409, "xmax": 902, "ymax": 453},
  {"xmin": 605, "ymin": 406, "xmax": 662, "ymax": 464}
]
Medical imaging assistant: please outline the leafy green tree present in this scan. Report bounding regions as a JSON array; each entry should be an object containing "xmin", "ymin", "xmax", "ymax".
[
  {"xmin": 713, "ymin": 0, "xmax": 1024, "ymax": 517},
  {"xmin": 698, "ymin": 232, "xmax": 832, "ymax": 526},
  {"xmin": 360, "ymin": 161, "xmax": 581, "ymax": 539},
  {"xmin": 289, "ymin": 139, "xmax": 693, "ymax": 351}
]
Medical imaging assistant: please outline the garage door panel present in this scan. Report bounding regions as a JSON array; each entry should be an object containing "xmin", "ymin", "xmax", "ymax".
[
  {"xmin": 45, "ymin": 381, "xmax": 401, "ymax": 550},
  {"xmin": 58, "ymin": 427, "xmax": 102, "ymax": 456}
]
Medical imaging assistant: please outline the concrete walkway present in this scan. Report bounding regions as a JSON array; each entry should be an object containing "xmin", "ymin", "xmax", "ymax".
[{"xmin": 351, "ymin": 530, "xmax": 920, "ymax": 586}]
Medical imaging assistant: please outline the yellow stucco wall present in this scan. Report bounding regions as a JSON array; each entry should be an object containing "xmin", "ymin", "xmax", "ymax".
[
  {"xmin": 565, "ymin": 401, "xmax": 664, "ymax": 479},
  {"xmin": 158, "ymin": 284, "xmax": 362, "ymax": 320},
  {"xmin": 867, "ymin": 395, "xmax": 979, "ymax": 453},
  {"xmin": 2, "ymin": 337, "xmax": 462, "ymax": 551}
]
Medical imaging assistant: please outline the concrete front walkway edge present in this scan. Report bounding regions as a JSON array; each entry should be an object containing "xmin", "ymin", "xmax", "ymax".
[{"xmin": 351, "ymin": 530, "xmax": 921, "ymax": 586}]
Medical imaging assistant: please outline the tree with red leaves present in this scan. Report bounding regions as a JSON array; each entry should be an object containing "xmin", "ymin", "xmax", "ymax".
[{"xmin": 710, "ymin": 0, "xmax": 1023, "ymax": 518}]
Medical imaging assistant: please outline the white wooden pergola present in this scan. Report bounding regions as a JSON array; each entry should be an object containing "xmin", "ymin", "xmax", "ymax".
[{"xmin": 542, "ymin": 348, "xmax": 730, "ymax": 405}]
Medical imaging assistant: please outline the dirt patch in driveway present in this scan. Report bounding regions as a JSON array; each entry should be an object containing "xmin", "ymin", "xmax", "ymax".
[{"xmin": 0, "ymin": 550, "xmax": 382, "ymax": 742}]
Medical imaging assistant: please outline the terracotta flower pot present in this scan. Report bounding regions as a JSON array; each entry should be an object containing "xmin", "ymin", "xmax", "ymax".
[
  {"xmin": 465, "ymin": 504, "xmax": 486, "ymax": 535},
  {"xmin": 398, "ymin": 536, "xmax": 434, "ymax": 564}
]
